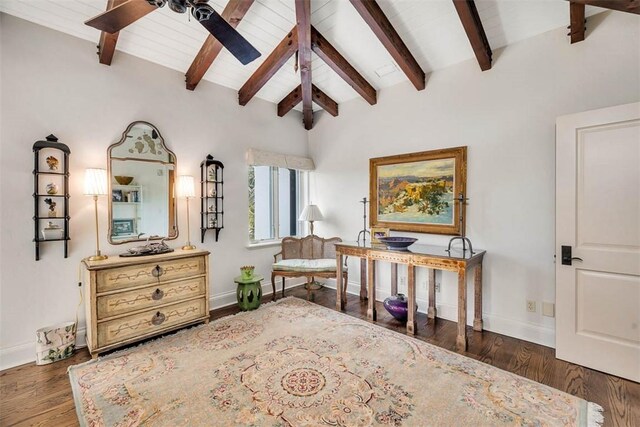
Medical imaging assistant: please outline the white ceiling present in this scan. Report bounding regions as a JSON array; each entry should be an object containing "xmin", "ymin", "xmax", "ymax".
[{"xmin": 1, "ymin": 0, "xmax": 601, "ymax": 111}]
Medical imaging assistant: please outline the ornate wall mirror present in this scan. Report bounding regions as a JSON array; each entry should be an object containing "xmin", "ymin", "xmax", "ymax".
[{"xmin": 107, "ymin": 121, "xmax": 178, "ymax": 244}]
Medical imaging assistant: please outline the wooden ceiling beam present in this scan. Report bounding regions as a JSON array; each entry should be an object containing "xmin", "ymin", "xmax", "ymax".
[
  {"xmin": 277, "ymin": 84, "xmax": 339, "ymax": 118},
  {"xmin": 295, "ymin": 0, "xmax": 313, "ymax": 130},
  {"xmin": 565, "ymin": 0, "xmax": 640, "ymax": 14},
  {"xmin": 238, "ymin": 27, "xmax": 298, "ymax": 106},
  {"xmin": 277, "ymin": 85, "xmax": 302, "ymax": 117},
  {"xmin": 97, "ymin": 0, "xmax": 126, "ymax": 65},
  {"xmin": 349, "ymin": 0, "xmax": 425, "ymax": 90},
  {"xmin": 311, "ymin": 26, "xmax": 377, "ymax": 105},
  {"xmin": 185, "ymin": 0, "xmax": 255, "ymax": 91},
  {"xmin": 452, "ymin": 0, "xmax": 492, "ymax": 71},
  {"xmin": 569, "ymin": 2, "xmax": 586, "ymax": 43},
  {"xmin": 312, "ymin": 85, "xmax": 338, "ymax": 117}
]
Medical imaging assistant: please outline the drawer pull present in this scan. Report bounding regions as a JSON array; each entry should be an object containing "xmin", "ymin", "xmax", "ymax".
[
  {"xmin": 151, "ymin": 311, "xmax": 166, "ymax": 326},
  {"xmin": 152, "ymin": 288, "xmax": 164, "ymax": 300},
  {"xmin": 152, "ymin": 265, "xmax": 164, "ymax": 278}
]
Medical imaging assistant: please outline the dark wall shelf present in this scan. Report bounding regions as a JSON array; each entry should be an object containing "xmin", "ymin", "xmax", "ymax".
[
  {"xmin": 33, "ymin": 134, "xmax": 70, "ymax": 261},
  {"xmin": 200, "ymin": 154, "xmax": 224, "ymax": 243}
]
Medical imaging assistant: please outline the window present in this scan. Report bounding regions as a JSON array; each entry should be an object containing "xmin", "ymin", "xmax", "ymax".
[{"xmin": 249, "ymin": 166, "xmax": 306, "ymax": 243}]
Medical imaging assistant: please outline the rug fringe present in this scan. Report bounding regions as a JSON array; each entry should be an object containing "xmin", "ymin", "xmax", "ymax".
[{"xmin": 587, "ymin": 402, "xmax": 604, "ymax": 427}]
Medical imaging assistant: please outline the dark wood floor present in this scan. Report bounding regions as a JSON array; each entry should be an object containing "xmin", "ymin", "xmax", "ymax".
[{"xmin": 1, "ymin": 285, "xmax": 638, "ymax": 426}]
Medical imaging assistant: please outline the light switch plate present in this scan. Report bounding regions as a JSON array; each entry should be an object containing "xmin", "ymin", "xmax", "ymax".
[{"xmin": 542, "ymin": 302, "xmax": 555, "ymax": 317}]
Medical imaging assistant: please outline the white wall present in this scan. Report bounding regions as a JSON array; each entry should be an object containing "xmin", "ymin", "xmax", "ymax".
[
  {"xmin": 2, "ymin": 10, "xmax": 639, "ymax": 370},
  {"xmin": 308, "ymin": 11, "xmax": 640, "ymax": 347},
  {"xmin": 0, "ymin": 14, "xmax": 308, "ymax": 369}
]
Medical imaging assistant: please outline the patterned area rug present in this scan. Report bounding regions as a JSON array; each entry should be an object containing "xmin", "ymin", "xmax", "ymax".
[{"xmin": 68, "ymin": 298, "xmax": 603, "ymax": 426}]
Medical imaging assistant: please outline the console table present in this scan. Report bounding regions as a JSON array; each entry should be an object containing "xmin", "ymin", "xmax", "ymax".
[{"xmin": 335, "ymin": 242, "xmax": 485, "ymax": 351}]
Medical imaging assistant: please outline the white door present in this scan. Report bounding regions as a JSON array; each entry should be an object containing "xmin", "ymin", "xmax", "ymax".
[{"xmin": 556, "ymin": 102, "xmax": 640, "ymax": 382}]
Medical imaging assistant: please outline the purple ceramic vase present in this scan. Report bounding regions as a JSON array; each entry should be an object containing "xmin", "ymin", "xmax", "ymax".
[{"xmin": 383, "ymin": 293, "xmax": 416, "ymax": 321}]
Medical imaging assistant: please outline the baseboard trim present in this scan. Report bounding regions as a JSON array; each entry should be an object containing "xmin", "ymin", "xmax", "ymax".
[
  {"xmin": 324, "ymin": 279, "xmax": 555, "ymax": 348},
  {"xmin": 209, "ymin": 277, "xmax": 307, "ymax": 309},
  {"xmin": 0, "ymin": 328, "xmax": 87, "ymax": 372},
  {"xmin": 1, "ymin": 277, "xmax": 554, "ymax": 371},
  {"xmin": 0, "ymin": 278, "xmax": 307, "ymax": 371}
]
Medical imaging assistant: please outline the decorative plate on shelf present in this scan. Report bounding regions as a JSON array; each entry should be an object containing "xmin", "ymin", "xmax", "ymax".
[{"xmin": 377, "ymin": 237, "xmax": 418, "ymax": 250}]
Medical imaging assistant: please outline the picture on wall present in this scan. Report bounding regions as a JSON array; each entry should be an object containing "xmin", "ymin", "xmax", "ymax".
[{"xmin": 369, "ymin": 146, "xmax": 467, "ymax": 235}]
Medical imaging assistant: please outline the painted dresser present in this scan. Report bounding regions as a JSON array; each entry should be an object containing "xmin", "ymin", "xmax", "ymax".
[{"xmin": 82, "ymin": 249, "xmax": 210, "ymax": 357}]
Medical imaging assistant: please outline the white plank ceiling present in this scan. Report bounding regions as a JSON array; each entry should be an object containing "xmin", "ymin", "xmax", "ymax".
[{"xmin": 0, "ymin": 0, "xmax": 601, "ymax": 110}]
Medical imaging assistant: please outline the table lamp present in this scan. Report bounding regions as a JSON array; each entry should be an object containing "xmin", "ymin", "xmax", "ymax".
[
  {"xmin": 84, "ymin": 168, "xmax": 108, "ymax": 261},
  {"xmin": 177, "ymin": 175, "xmax": 196, "ymax": 250},
  {"xmin": 299, "ymin": 204, "xmax": 323, "ymax": 236}
]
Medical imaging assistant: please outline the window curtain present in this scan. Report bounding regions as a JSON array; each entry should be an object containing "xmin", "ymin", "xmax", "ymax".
[{"xmin": 245, "ymin": 148, "xmax": 315, "ymax": 171}]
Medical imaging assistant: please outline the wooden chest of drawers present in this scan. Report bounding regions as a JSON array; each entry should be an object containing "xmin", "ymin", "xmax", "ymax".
[{"xmin": 82, "ymin": 249, "xmax": 210, "ymax": 357}]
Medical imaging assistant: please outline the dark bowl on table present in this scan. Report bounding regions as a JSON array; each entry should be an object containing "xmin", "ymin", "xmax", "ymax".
[{"xmin": 377, "ymin": 237, "xmax": 418, "ymax": 250}]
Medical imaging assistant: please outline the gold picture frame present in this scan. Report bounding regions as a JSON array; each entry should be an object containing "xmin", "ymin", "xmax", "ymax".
[
  {"xmin": 369, "ymin": 146, "xmax": 467, "ymax": 235},
  {"xmin": 370, "ymin": 227, "xmax": 390, "ymax": 244}
]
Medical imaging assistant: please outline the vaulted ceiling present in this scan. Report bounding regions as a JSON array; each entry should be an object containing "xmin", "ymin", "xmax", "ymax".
[{"xmin": 1, "ymin": 0, "xmax": 632, "ymax": 129}]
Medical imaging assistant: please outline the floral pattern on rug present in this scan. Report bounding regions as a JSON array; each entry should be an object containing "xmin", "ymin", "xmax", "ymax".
[
  {"xmin": 194, "ymin": 317, "xmax": 264, "ymax": 351},
  {"xmin": 68, "ymin": 297, "xmax": 601, "ymax": 426}
]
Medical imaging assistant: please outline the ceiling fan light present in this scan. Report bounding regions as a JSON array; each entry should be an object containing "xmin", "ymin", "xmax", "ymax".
[
  {"xmin": 147, "ymin": 0, "xmax": 168, "ymax": 8},
  {"xmin": 192, "ymin": 3, "xmax": 214, "ymax": 21},
  {"xmin": 168, "ymin": 0, "xmax": 188, "ymax": 14}
]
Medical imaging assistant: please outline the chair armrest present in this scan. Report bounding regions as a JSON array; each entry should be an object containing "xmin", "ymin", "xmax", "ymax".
[{"xmin": 273, "ymin": 251, "xmax": 283, "ymax": 263}]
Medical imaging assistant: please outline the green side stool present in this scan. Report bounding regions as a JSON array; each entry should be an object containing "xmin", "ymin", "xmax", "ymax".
[{"xmin": 234, "ymin": 275, "xmax": 264, "ymax": 311}]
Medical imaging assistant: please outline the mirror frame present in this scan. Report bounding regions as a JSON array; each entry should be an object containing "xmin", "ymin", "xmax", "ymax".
[{"xmin": 107, "ymin": 121, "xmax": 179, "ymax": 244}]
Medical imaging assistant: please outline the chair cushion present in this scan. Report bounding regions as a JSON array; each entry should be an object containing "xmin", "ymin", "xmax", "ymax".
[{"xmin": 272, "ymin": 258, "xmax": 344, "ymax": 273}]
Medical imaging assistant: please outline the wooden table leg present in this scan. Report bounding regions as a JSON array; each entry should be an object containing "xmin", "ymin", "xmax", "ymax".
[
  {"xmin": 367, "ymin": 258, "xmax": 376, "ymax": 321},
  {"xmin": 407, "ymin": 264, "xmax": 416, "ymax": 335},
  {"xmin": 391, "ymin": 263, "xmax": 398, "ymax": 296},
  {"xmin": 336, "ymin": 253, "xmax": 344, "ymax": 311},
  {"xmin": 360, "ymin": 258, "xmax": 367, "ymax": 300},
  {"xmin": 456, "ymin": 268, "xmax": 467, "ymax": 351},
  {"xmin": 427, "ymin": 268, "xmax": 437, "ymax": 320},
  {"xmin": 473, "ymin": 263, "xmax": 483, "ymax": 331}
]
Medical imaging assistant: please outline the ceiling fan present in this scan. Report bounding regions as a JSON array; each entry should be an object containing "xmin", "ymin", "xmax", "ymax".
[{"xmin": 85, "ymin": 0, "xmax": 261, "ymax": 65}]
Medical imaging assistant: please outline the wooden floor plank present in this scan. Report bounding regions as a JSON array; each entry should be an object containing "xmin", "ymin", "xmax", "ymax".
[{"xmin": 1, "ymin": 285, "xmax": 637, "ymax": 426}]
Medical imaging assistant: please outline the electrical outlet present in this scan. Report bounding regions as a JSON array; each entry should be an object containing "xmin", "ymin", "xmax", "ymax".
[
  {"xmin": 527, "ymin": 300, "xmax": 537, "ymax": 313},
  {"xmin": 435, "ymin": 282, "xmax": 441, "ymax": 292}
]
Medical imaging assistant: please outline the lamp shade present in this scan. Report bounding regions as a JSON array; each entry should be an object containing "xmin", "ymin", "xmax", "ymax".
[
  {"xmin": 299, "ymin": 204, "xmax": 324, "ymax": 222},
  {"xmin": 177, "ymin": 175, "xmax": 196, "ymax": 198},
  {"xmin": 83, "ymin": 168, "xmax": 108, "ymax": 196}
]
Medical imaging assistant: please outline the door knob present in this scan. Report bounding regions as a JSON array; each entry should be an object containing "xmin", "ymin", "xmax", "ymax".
[{"xmin": 561, "ymin": 246, "xmax": 582, "ymax": 265}]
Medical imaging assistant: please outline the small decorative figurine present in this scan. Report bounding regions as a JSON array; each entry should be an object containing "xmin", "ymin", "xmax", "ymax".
[
  {"xmin": 208, "ymin": 167, "xmax": 216, "ymax": 181},
  {"xmin": 208, "ymin": 205, "xmax": 215, "ymax": 213},
  {"xmin": 44, "ymin": 198, "xmax": 57, "ymax": 217},
  {"xmin": 42, "ymin": 222, "xmax": 63, "ymax": 240},
  {"xmin": 208, "ymin": 216, "xmax": 216, "ymax": 228},
  {"xmin": 46, "ymin": 182, "xmax": 59, "ymax": 195},
  {"xmin": 208, "ymin": 187, "xmax": 216, "ymax": 197},
  {"xmin": 45, "ymin": 156, "xmax": 59, "ymax": 171}
]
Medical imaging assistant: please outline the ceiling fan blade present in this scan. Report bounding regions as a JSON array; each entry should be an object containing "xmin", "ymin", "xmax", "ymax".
[
  {"xmin": 85, "ymin": 0, "xmax": 157, "ymax": 34},
  {"xmin": 197, "ymin": 9, "xmax": 261, "ymax": 65}
]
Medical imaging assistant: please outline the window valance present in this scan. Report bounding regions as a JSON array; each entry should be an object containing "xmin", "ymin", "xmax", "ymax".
[{"xmin": 246, "ymin": 148, "xmax": 315, "ymax": 171}]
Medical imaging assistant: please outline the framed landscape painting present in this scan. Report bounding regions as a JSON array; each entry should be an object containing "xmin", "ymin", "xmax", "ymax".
[{"xmin": 369, "ymin": 146, "xmax": 467, "ymax": 235}]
